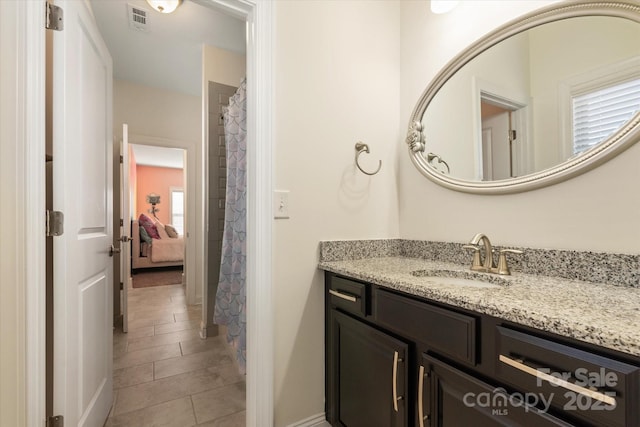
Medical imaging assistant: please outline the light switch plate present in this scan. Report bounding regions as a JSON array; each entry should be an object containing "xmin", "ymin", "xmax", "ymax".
[{"xmin": 274, "ymin": 190, "xmax": 290, "ymax": 219}]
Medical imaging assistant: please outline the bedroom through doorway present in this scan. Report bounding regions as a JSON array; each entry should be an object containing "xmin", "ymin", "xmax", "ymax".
[{"xmin": 124, "ymin": 143, "xmax": 188, "ymax": 328}]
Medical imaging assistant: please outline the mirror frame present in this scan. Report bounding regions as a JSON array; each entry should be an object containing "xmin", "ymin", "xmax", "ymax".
[{"xmin": 406, "ymin": 0, "xmax": 640, "ymax": 194}]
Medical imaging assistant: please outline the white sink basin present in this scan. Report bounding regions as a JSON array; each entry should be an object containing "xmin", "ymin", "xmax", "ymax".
[{"xmin": 410, "ymin": 269, "xmax": 510, "ymax": 289}]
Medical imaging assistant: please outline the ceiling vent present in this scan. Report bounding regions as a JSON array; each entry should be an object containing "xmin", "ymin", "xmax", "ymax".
[{"xmin": 127, "ymin": 4, "xmax": 150, "ymax": 32}]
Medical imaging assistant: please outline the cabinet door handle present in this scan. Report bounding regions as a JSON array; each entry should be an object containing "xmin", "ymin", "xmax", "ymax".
[
  {"xmin": 499, "ymin": 354, "xmax": 616, "ymax": 406},
  {"xmin": 418, "ymin": 365, "xmax": 425, "ymax": 427},
  {"xmin": 392, "ymin": 351, "xmax": 403, "ymax": 412},
  {"xmin": 329, "ymin": 289, "xmax": 358, "ymax": 303}
]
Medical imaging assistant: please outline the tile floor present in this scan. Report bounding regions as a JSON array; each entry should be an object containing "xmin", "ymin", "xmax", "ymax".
[{"xmin": 106, "ymin": 280, "xmax": 246, "ymax": 427}]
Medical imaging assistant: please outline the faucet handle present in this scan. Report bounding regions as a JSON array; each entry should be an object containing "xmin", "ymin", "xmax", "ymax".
[
  {"xmin": 494, "ymin": 249, "xmax": 523, "ymax": 275},
  {"xmin": 463, "ymin": 245, "xmax": 483, "ymax": 271}
]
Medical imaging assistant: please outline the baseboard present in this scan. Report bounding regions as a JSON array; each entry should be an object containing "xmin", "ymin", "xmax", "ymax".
[{"xmin": 286, "ymin": 413, "xmax": 329, "ymax": 427}]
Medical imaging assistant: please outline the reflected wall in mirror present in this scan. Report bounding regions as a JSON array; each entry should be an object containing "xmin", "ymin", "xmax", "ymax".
[{"xmin": 407, "ymin": 2, "xmax": 640, "ymax": 194}]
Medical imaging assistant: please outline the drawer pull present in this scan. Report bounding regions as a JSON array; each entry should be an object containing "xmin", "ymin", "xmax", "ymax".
[
  {"xmin": 392, "ymin": 351, "xmax": 403, "ymax": 412},
  {"xmin": 329, "ymin": 289, "xmax": 358, "ymax": 303},
  {"xmin": 418, "ymin": 365, "xmax": 425, "ymax": 427},
  {"xmin": 499, "ymin": 354, "xmax": 616, "ymax": 406}
]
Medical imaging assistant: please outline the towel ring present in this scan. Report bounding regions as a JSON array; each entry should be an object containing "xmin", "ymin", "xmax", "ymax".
[
  {"xmin": 426, "ymin": 152, "xmax": 450, "ymax": 174},
  {"xmin": 355, "ymin": 142, "xmax": 382, "ymax": 176}
]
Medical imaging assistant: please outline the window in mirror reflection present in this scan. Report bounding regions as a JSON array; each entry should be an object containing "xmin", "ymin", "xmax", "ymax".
[{"xmin": 572, "ymin": 77, "xmax": 640, "ymax": 156}]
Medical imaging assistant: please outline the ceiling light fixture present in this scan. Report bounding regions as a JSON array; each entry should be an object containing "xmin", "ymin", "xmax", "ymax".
[
  {"xmin": 146, "ymin": 0, "xmax": 182, "ymax": 14},
  {"xmin": 431, "ymin": 0, "xmax": 459, "ymax": 14}
]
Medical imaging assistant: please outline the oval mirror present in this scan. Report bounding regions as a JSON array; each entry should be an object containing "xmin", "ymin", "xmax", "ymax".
[{"xmin": 406, "ymin": 1, "xmax": 640, "ymax": 194}]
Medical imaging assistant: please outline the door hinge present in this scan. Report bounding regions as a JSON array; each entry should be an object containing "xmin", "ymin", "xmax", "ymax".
[
  {"xmin": 510, "ymin": 130, "xmax": 517, "ymax": 142},
  {"xmin": 120, "ymin": 155, "xmax": 124, "ymax": 164},
  {"xmin": 120, "ymin": 218, "xmax": 124, "ymax": 227},
  {"xmin": 120, "ymin": 282, "xmax": 124, "ymax": 290},
  {"xmin": 45, "ymin": 3, "xmax": 64, "ymax": 31},
  {"xmin": 46, "ymin": 210, "xmax": 64, "ymax": 237},
  {"xmin": 47, "ymin": 415, "xmax": 63, "ymax": 427}
]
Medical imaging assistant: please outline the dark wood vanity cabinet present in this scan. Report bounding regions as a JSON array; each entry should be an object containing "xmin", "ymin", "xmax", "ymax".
[
  {"xmin": 328, "ymin": 310, "xmax": 409, "ymax": 427},
  {"xmin": 325, "ymin": 274, "xmax": 408, "ymax": 427},
  {"xmin": 324, "ymin": 272, "xmax": 640, "ymax": 427}
]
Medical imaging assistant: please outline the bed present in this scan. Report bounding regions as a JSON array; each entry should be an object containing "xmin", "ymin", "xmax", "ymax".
[{"xmin": 132, "ymin": 219, "xmax": 184, "ymax": 270}]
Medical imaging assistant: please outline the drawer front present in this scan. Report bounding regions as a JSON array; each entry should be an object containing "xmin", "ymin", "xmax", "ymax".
[
  {"xmin": 376, "ymin": 289, "xmax": 477, "ymax": 365},
  {"xmin": 328, "ymin": 275, "xmax": 368, "ymax": 317},
  {"xmin": 420, "ymin": 353, "xmax": 574, "ymax": 427},
  {"xmin": 496, "ymin": 326, "xmax": 640, "ymax": 427}
]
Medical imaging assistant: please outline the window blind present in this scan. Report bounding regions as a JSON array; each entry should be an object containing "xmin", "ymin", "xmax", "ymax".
[{"xmin": 573, "ymin": 78, "xmax": 640, "ymax": 155}]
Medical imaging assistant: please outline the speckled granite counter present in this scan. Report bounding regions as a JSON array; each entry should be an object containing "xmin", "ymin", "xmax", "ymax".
[{"xmin": 318, "ymin": 256, "xmax": 640, "ymax": 358}]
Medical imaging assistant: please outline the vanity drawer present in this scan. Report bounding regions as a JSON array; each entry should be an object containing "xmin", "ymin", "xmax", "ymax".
[
  {"xmin": 375, "ymin": 289, "xmax": 477, "ymax": 365},
  {"xmin": 327, "ymin": 275, "xmax": 369, "ymax": 317},
  {"xmin": 496, "ymin": 326, "xmax": 640, "ymax": 427}
]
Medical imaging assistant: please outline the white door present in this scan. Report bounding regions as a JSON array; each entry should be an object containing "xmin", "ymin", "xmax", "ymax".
[
  {"xmin": 52, "ymin": 1, "xmax": 114, "ymax": 425},
  {"xmin": 483, "ymin": 111, "xmax": 511, "ymax": 180},
  {"xmin": 120, "ymin": 124, "xmax": 131, "ymax": 333}
]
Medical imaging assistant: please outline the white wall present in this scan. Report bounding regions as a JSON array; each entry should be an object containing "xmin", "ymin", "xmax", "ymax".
[
  {"xmin": 273, "ymin": 1, "xmax": 401, "ymax": 425},
  {"xmin": 114, "ymin": 80, "xmax": 201, "ymax": 142},
  {"xmin": 203, "ymin": 44, "xmax": 246, "ymax": 87},
  {"xmin": 113, "ymin": 80, "xmax": 204, "ymax": 303},
  {"xmin": 399, "ymin": 0, "xmax": 640, "ymax": 254}
]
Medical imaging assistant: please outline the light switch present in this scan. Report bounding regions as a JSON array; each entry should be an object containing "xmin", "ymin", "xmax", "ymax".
[{"xmin": 274, "ymin": 190, "xmax": 290, "ymax": 219}]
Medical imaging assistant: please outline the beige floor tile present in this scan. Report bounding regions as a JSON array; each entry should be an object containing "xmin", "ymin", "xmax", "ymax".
[
  {"xmin": 187, "ymin": 304, "xmax": 202, "ymax": 313},
  {"xmin": 113, "ymin": 340, "xmax": 128, "ymax": 359},
  {"xmin": 114, "ymin": 330, "xmax": 128, "ymax": 344},
  {"xmin": 113, "ymin": 363, "xmax": 154, "ymax": 389},
  {"xmin": 128, "ymin": 315, "xmax": 176, "ymax": 330},
  {"xmin": 170, "ymin": 295, "xmax": 187, "ymax": 303},
  {"xmin": 127, "ymin": 329, "xmax": 201, "ymax": 352},
  {"xmin": 154, "ymin": 347, "xmax": 233, "ymax": 379},
  {"xmin": 124, "ymin": 325, "xmax": 155, "ymax": 340},
  {"xmin": 112, "ymin": 280, "xmax": 245, "ymax": 426},
  {"xmin": 180, "ymin": 336, "xmax": 229, "ymax": 357},
  {"xmin": 191, "ymin": 382, "xmax": 245, "ymax": 424},
  {"xmin": 114, "ymin": 364, "xmax": 244, "ymax": 415},
  {"xmin": 127, "ymin": 295, "xmax": 172, "ymax": 305},
  {"xmin": 114, "ymin": 343, "xmax": 182, "ymax": 370},
  {"xmin": 155, "ymin": 319, "xmax": 199, "ymax": 335},
  {"xmin": 104, "ymin": 396, "xmax": 196, "ymax": 427},
  {"xmin": 195, "ymin": 410, "xmax": 245, "ymax": 427},
  {"xmin": 174, "ymin": 310, "xmax": 202, "ymax": 322},
  {"xmin": 128, "ymin": 305, "xmax": 187, "ymax": 321}
]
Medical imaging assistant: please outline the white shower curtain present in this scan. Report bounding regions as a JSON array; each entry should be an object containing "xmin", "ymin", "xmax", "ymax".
[{"xmin": 214, "ymin": 78, "xmax": 247, "ymax": 373}]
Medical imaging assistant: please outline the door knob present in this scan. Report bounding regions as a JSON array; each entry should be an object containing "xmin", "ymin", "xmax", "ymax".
[{"xmin": 109, "ymin": 245, "xmax": 121, "ymax": 257}]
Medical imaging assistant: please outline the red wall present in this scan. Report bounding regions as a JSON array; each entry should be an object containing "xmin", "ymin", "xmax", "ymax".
[{"xmin": 136, "ymin": 165, "xmax": 184, "ymax": 225}]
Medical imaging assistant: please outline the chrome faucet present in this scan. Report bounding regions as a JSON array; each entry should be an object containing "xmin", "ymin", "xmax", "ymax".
[{"xmin": 463, "ymin": 233, "xmax": 523, "ymax": 275}]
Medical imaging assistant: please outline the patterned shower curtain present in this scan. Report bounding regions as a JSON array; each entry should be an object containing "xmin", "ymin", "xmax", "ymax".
[{"xmin": 214, "ymin": 78, "xmax": 247, "ymax": 373}]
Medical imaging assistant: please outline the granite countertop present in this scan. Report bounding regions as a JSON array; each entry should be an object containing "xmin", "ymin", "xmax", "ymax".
[{"xmin": 318, "ymin": 256, "xmax": 640, "ymax": 357}]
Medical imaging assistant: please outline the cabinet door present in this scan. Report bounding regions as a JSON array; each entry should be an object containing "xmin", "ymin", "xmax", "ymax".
[
  {"xmin": 418, "ymin": 354, "xmax": 574, "ymax": 427},
  {"xmin": 330, "ymin": 310, "xmax": 409, "ymax": 427}
]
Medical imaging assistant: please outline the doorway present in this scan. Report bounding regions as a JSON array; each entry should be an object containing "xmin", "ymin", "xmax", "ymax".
[
  {"xmin": 124, "ymin": 143, "xmax": 187, "ymax": 329},
  {"xmin": 480, "ymin": 93, "xmax": 527, "ymax": 180},
  {"xmin": 96, "ymin": 0, "xmax": 251, "ymax": 423},
  {"xmin": 3, "ymin": 0, "xmax": 274, "ymax": 425}
]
